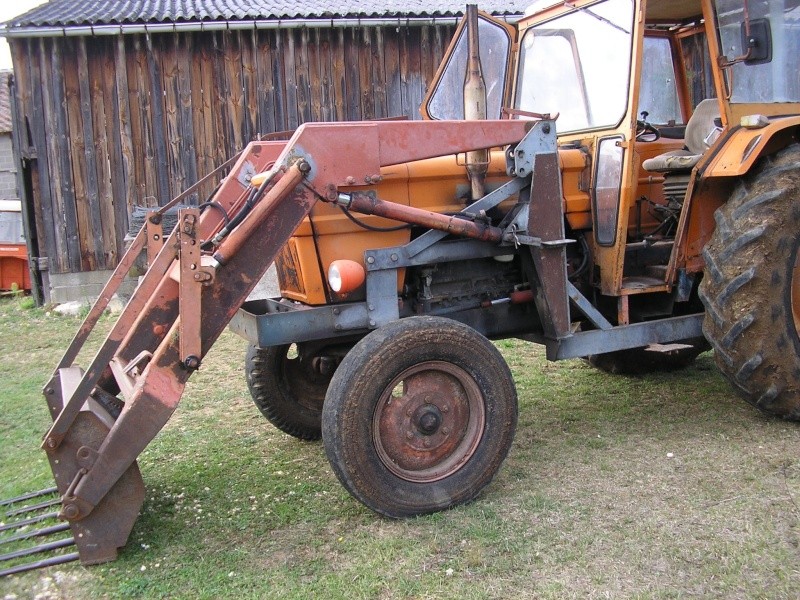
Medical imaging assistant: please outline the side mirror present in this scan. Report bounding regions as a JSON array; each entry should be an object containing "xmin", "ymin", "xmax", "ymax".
[{"xmin": 742, "ymin": 18, "xmax": 772, "ymax": 65}]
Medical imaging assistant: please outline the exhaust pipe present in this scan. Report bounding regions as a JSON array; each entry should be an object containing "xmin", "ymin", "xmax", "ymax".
[{"xmin": 464, "ymin": 4, "xmax": 489, "ymax": 201}]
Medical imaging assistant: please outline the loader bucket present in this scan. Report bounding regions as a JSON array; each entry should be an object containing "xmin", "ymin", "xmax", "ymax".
[{"xmin": 1, "ymin": 142, "xmax": 316, "ymax": 576}]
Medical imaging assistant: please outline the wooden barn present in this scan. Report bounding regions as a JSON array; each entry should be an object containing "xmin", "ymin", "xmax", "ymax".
[{"xmin": 0, "ymin": 0, "xmax": 526, "ymax": 304}]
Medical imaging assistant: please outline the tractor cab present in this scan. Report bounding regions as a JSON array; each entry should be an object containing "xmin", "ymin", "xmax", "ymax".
[{"xmin": 424, "ymin": 0, "xmax": 800, "ymax": 322}]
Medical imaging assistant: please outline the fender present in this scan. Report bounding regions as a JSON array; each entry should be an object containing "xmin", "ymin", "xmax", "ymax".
[{"xmin": 703, "ymin": 116, "xmax": 800, "ymax": 178}]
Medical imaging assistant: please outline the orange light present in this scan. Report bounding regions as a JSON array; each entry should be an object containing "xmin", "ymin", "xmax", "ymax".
[{"xmin": 327, "ymin": 260, "xmax": 366, "ymax": 293}]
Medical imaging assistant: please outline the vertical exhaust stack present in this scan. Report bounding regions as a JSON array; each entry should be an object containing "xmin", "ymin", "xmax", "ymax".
[{"xmin": 464, "ymin": 4, "xmax": 489, "ymax": 201}]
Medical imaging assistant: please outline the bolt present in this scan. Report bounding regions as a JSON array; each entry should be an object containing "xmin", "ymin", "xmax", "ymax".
[
  {"xmin": 333, "ymin": 308, "xmax": 340, "ymax": 315},
  {"xmin": 366, "ymin": 256, "xmax": 375, "ymax": 264},
  {"xmin": 369, "ymin": 319, "xmax": 376, "ymax": 327},
  {"xmin": 423, "ymin": 440, "xmax": 431, "ymax": 448},
  {"xmin": 153, "ymin": 324, "xmax": 165, "ymax": 336},
  {"xmin": 194, "ymin": 273, "xmax": 202, "ymax": 280},
  {"xmin": 390, "ymin": 254, "xmax": 398, "ymax": 262},
  {"xmin": 406, "ymin": 431, "xmax": 414, "ymax": 439},
  {"xmin": 442, "ymin": 405, "xmax": 449, "ymax": 413},
  {"xmin": 346, "ymin": 176, "xmax": 356, "ymax": 185},
  {"xmin": 406, "ymin": 408, "xmax": 413, "ymax": 416},
  {"xmin": 368, "ymin": 303, "xmax": 374, "ymax": 311},
  {"xmin": 45, "ymin": 387, "xmax": 54, "ymax": 395},
  {"xmin": 298, "ymin": 160, "xmax": 311, "ymax": 174},
  {"xmin": 335, "ymin": 324, "xmax": 343, "ymax": 330},
  {"xmin": 542, "ymin": 123, "xmax": 551, "ymax": 134},
  {"xmin": 45, "ymin": 437, "xmax": 57, "ymax": 449},
  {"xmin": 371, "ymin": 174, "xmax": 382, "ymax": 182},
  {"xmin": 184, "ymin": 355, "xmax": 201, "ymax": 370},
  {"xmin": 62, "ymin": 504, "xmax": 80, "ymax": 520},
  {"xmin": 442, "ymin": 427, "xmax": 450, "ymax": 435},
  {"xmin": 153, "ymin": 234, "xmax": 160, "ymax": 241},
  {"xmin": 190, "ymin": 263, "xmax": 197, "ymax": 270},
  {"xmin": 364, "ymin": 175, "xmax": 373, "ymax": 184}
]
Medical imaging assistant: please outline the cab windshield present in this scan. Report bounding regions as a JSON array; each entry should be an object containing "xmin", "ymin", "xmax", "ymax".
[
  {"xmin": 514, "ymin": 0, "xmax": 635, "ymax": 133},
  {"xmin": 715, "ymin": 0, "xmax": 800, "ymax": 103}
]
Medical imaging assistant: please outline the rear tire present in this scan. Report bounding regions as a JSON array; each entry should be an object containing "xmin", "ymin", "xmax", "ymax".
[
  {"xmin": 699, "ymin": 143, "xmax": 800, "ymax": 420},
  {"xmin": 322, "ymin": 316, "xmax": 518, "ymax": 518}
]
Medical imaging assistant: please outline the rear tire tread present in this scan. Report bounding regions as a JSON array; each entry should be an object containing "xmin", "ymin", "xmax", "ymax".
[{"xmin": 699, "ymin": 143, "xmax": 800, "ymax": 420}]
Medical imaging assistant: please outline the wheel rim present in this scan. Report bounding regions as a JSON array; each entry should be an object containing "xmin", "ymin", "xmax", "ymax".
[{"xmin": 372, "ymin": 361, "xmax": 486, "ymax": 483}]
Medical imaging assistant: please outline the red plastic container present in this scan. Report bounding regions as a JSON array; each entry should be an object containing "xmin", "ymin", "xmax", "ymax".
[{"xmin": 0, "ymin": 200, "xmax": 30, "ymax": 292}]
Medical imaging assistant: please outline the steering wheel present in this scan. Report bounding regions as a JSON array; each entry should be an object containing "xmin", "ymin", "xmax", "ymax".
[{"xmin": 636, "ymin": 111, "xmax": 661, "ymax": 142}]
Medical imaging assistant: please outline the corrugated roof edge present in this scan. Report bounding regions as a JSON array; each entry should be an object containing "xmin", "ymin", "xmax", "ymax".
[{"xmin": 0, "ymin": 14, "xmax": 525, "ymax": 38}]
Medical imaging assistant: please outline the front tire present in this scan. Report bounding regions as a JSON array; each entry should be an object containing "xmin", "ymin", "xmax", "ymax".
[
  {"xmin": 699, "ymin": 143, "xmax": 800, "ymax": 420},
  {"xmin": 322, "ymin": 316, "xmax": 518, "ymax": 518}
]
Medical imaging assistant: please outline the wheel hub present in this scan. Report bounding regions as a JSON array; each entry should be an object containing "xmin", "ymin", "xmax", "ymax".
[{"xmin": 413, "ymin": 404, "xmax": 442, "ymax": 435}]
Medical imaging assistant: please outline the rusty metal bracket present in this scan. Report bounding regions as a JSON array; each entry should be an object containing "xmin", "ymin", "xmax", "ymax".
[
  {"xmin": 514, "ymin": 119, "xmax": 573, "ymax": 340},
  {"xmin": 145, "ymin": 213, "xmax": 165, "ymax": 267},
  {"xmin": 178, "ymin": 208, "xmax": 203, "ymax": 370}
]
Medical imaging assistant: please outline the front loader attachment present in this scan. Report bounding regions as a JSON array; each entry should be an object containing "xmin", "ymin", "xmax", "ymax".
[{"xmin": 2, "ymin": 118, "xmax": 539, "ymax": 576}]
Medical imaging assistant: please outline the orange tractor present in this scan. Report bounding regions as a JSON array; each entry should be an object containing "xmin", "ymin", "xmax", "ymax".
[{"xmin": 3, "ymin": 0, "xmax": 800, "ymax": 576}]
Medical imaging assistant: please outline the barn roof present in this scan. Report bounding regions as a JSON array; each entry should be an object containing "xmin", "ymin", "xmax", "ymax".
[{"xmin": 5, "ymin": 1, "xmax": 529, "ymax": 29}]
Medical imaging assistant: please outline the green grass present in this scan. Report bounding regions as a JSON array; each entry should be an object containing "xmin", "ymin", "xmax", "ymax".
[{"xmin": 2, "ymin": 296, "xmax": 800, "ymax": 598}]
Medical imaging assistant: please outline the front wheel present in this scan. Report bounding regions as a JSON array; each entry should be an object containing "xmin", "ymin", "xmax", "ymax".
[
  {"xmin": 322, "ymin": 316, "xmax": 518, "ymax": 518},
  {"xmin": 699, "ymin": 143, "xmax": 800, "ymax": 420}
]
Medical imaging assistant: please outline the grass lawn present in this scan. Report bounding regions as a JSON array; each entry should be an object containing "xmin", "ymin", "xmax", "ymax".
[{"xmin": 1, "ymin": 295, "xmax": 800, "ymax": 599}]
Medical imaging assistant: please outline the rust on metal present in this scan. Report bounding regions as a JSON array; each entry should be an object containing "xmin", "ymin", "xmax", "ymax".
[
  {"xmin": 373, "ymin": 361, "xmax": 485, "ymax": 483},
  {"xmin": 178, "ymin": 208, "xmax": 202, "ymax": 368},
  {"xmin": 346, "ymin": 192, "xmax": 503, "ymax": 242}
]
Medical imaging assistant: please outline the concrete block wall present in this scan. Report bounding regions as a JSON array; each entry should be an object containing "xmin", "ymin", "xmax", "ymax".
[{"xmin": 0, "ymin": 134, "xmax": 17, "ymax": 200}]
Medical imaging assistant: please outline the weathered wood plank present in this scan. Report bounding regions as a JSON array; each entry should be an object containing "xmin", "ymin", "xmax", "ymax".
[
  {"xmin": 114, "ymin": 36, "xmax": 135, "ymax": 242},
  {"xmin": 125, "ymin": 36, "xmax": 149, "ymax": 206},
  {"xmin": 177, "ymin": 33, "xmax": 198, "ymax": 196},
  {"xmin": 332, "ymin": 28, "xmax": 346, "ymax": 121},
  {"xmin": 62, "ymin": 39, "xmax": 95, "ymax": 271},
  {"xmin": 160, "ymin": 34, "xmax": 184, "ymax": 197},
  {"xmin": 223, "ymin": 31, "xmax": 245, "ymax": 152},
  {"xmin": 87, "ymin": 38, "xmax": 117, "ymax": 268},
  {"xmin": 270, "ymin": 30, "xmax": 288, "ymax": 131},
  {"xmin": 23, "ymin": 39, "xmax": 61, "ymax": 272},
  {"xmin": 254, "ymin": 29, "xmax": 276, "ymax": 135},
  {"xmin": 145, "ymin": 34, "xmax": 171, "ymax": 205},
  {"xmin": 344, "ymin": 28, "xmax": 361, "ymax": 120},
  {"xmin": 405, "ymin": 27, "xmax": 424, "ymax": 119},
  {"xmin": 284, "ymin": 30, "xmax": 299, "ymax": 129},
  {"xmin": 209, "ymin": 32, "xmax": 230, "ymax": 163},
  {"xmin": 306, "ymin": 28, "xmax": 322, "ymax": 122},
  {"xmin": 241, "ymin": 30, "xmax": 258, "ymax": 142},
  {"xmin": 76, "ymin": 37, "xmax": 105, "ymax": 269},
  {"xmin": 372, "ymin": 28, "xmax": 387, "ymax": 119},
  {"xmin": 316, "ymin": 29, "xmax": 333, "ymax": 122},
  {"xmin": 384, "ymin": 27, "xmax": 403, "ymax": 118},
  {"xmin": 190, "ymin": 32, "xmax": 212, "ymax": 200},
  {"xmin": 358, "ymin": 28, "xmax": 374, "ymax": 119}
]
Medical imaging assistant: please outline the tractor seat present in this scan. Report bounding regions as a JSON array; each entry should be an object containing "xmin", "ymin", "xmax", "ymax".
[{"xmin": 641, "ymin": 99, "xmax": 721, "ymax": 173}]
